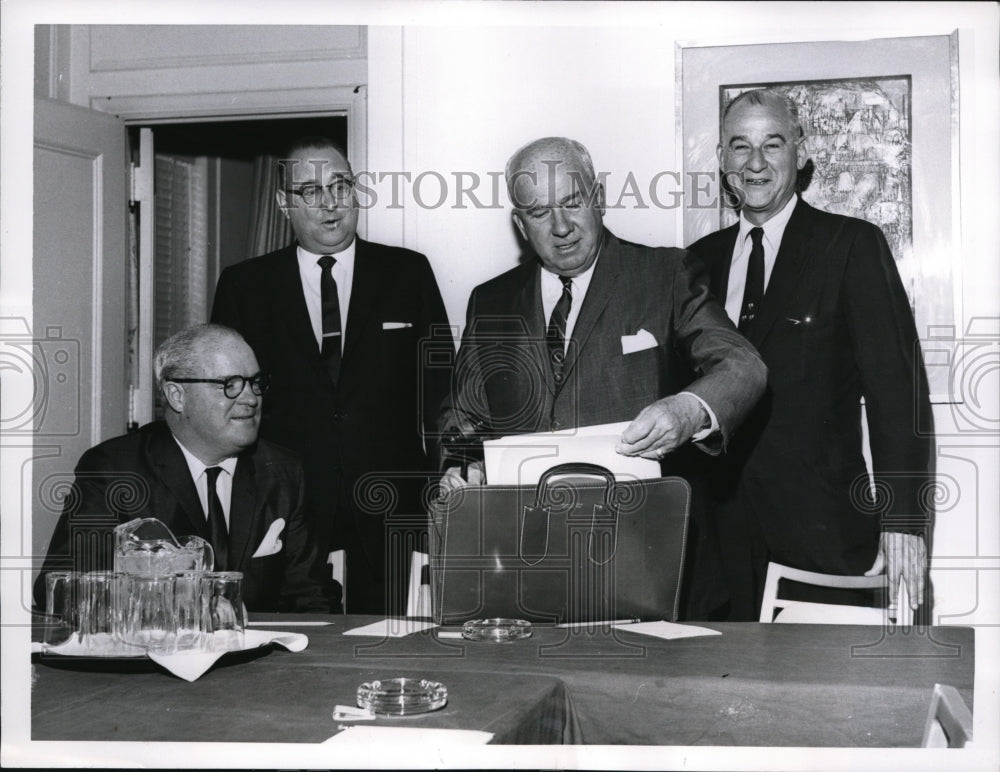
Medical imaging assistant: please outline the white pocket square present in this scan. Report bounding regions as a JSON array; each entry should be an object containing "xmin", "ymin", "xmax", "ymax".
[
  {"xmin": 252, "ymin": 518, "xmax": 285, "ymax": 558},
  {"xmin": 621, "ymin": 328, "xmax": 658, "ymax": 355},
  {"xmin": 382, "ymin": 321, "xmax": 413, "ymax": 330}
]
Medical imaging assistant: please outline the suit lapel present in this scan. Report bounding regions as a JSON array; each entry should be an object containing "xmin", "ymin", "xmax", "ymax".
[
  {"xmin": 341, "ymin": 238, "xmax": 380, "ymax": 387},
  {"xmin": 750, "ymin": 198, "xmax": 815, "ymax": 348},
  {"xmin": 276, "ymin": 245, "xmax": 318, "ymax": 352},
  {"xmin": 561, "ymin": 229, "xmax": 619, "ymax": 385},
  {"xmin": 227, "ymin": 455, "xmax": 258, "ymax": 572},
  {"xmin": 517, "ymin": 264, "xmax": 552, "ymax": 394},
  {"xmin": 146, "ymin": 428, "xmax": 211, "ymax": 541},
  {"xmin": 275, "ymin": 245, "xmax": 330, "ymax": 388},
  {"xmin": 709, "ymin": 225, "xmax": 739, "ymax": 299}
]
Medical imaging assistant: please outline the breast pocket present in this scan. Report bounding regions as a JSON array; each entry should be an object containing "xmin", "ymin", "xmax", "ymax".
[
  {"xmin": 618, "ymin": 345, "xmax": 663, "ymax": 406},
  {"xmin": 771, "ymin": 313, "xmax": 828, "ymax": 383}
]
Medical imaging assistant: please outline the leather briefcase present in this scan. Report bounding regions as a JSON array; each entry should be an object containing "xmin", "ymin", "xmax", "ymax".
[{"xmin": 429, "ymin": 463, "xmax": 690, "ymax": 624}]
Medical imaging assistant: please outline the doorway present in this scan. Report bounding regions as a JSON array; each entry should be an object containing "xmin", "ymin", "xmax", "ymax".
[{"xmin": 127, "ymin": 115, "xmax": 348, "ymax": 422}]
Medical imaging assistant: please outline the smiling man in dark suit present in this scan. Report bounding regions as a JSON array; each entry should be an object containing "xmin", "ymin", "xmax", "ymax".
[
  {"xmin": 211, "ymin": 137, "xmax": 452, "ymax": 615},
  {"xmin": 35, "ymin": 324, "xmax": 325, "ymax": 613},
  {"xmin": 438, "ymin": 136, "xmax": 767, "ymax": 619},
  {"xmin": 687, "ymin": 89, "xmax": 933, "ymax": 621}
]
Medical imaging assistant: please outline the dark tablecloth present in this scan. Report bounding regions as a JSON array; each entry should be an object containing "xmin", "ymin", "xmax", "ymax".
[{"xmin": 32, "ymin": 616, "xmax": 973, "ymax": 746}]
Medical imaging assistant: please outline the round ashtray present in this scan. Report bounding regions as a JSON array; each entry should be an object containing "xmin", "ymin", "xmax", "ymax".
[
  {"xmin": 356, "ymin": 678, "xmax": 448, "ymax": 715},
  {"xmin": 461, "ymin": 618, "xmax": 532, "ymax": 642}
]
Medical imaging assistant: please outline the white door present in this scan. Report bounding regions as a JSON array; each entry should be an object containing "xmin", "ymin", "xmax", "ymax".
[{"xmin": 30, "ymin": 97, "xmax": 128, "ymax": 572}]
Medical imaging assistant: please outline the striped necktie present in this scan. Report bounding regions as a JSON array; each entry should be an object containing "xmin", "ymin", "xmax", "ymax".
[{"xmin": 546, "ymin": 276, "xmax": 573, "ymax": 385}]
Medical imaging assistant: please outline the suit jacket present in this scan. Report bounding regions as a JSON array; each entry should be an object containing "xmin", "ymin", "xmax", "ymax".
[
  {"xmin": 439, "ymin": 229, "xmax": 766, "ymax": 621},
  {"xmin": 211, "ymin": 238, "xmax": 452, "ymax": 613},
  {"xmin": 441, "ymin": 229, "xmax": 767, "ymax": 448},
  {"xmin": 35, "ymin": 421, "xmax": 326, "ymax": 613},
  {"xmin": 687, "ymin": 198, "xmax": 932, "ymax": 597}
]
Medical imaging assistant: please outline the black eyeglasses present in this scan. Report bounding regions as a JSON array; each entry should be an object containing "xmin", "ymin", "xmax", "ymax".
[
  {"xmin": 287, "ymin": 176, "xmax": 355, "ymax": 205},
  {"xmin": 170, "ymin": 373, "xmax": 270, "ymax": 399}
]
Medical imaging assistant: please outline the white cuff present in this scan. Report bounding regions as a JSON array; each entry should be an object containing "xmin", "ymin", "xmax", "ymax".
[{"xmin": 677, "ymin": 391, "xmax": 719, "ymax": 442}]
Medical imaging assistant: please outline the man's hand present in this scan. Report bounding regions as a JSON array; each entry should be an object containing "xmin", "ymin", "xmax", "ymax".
[
  {"xmin": 865, "ymin": 531, "xmax": 927, "ymax": 611},
  {"xmin": 615, "ymin": 394, "xmax": 708, "ymax": 459},
  {"xmin": 438, "ymin": 462, "xmax": 485, "ymax": 498}
]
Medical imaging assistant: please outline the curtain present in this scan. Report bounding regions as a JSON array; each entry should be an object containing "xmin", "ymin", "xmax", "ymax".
[
  {"xmin": 247, "ymin": 155, "xmax": 294, "ymax": 257},
  {"xmin": 152, "ymin": 154, "xmax": 209, "ymax": 418}
]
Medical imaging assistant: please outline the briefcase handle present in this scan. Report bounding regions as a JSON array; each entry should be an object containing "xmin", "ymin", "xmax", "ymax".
[
  {"xmin": 533, "ymin": 463, "xmax": 617, "ymax": 509},
  {"xmin": 521, "ymin": 463, "xmax": 620, "ymax": 567}
]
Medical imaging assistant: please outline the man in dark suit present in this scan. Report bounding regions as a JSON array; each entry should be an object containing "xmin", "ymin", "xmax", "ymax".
[
  {"xmin": 687, "ymin": 89, "xmax": 932, "ymax": 620},
  {"xmin": 438, "ymin": 137, "xmax": 768, "ymax": 619},
  {"xmin": 35, "ymin": 324, "xmax": 326, "ymax": 613},
  {"xmin": 211, "ymin": 137, "xmax": 452, "ymax": 615}
]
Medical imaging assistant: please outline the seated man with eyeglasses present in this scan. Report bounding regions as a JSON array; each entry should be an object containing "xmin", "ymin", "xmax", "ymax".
[{"xmin": 34, "ymin": 323, "xmax": 327, "ymax": 613}]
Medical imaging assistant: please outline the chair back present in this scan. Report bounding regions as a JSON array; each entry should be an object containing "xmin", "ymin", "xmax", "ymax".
[
  {"xmin": 759, "ymin": 561, "xmax": 913, "ymax": 625},
  {"xmin": 922, "ymin": 683, "xmax": 973, "ymax": 747}
]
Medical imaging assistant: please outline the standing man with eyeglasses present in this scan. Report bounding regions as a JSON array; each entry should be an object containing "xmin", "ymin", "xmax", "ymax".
[
  {"xmin": 35, "ymin": 324, "xmax": 326, "ymax": 613},
  {"xmin": 211, "ymin": 136, "xmax": 452, "ymax": 615}
]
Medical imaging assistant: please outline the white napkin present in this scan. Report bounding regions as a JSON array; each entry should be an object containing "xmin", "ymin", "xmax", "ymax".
[
  {"xmin": 343, "ymin": 618, "xmax": 438, "ymax": 638},
  {"xmin": 325, "ymin": 727, "xmax": 493, "ymax": 744},
  {"xmin": 148, "ymin": 628, "xmax": 307, "ymax": 681},
  {"xmin": 35, "ymin": 629, "xmax": 308, "ymax": 681},
  {"xmin": 609, "ymin": 620, "xmax": 721, "ymax": 640}
]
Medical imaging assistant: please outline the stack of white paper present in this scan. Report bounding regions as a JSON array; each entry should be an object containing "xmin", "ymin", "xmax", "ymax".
[{"xmin": 482, "ymin": 422, "xmax": 660, "ymax": 485}]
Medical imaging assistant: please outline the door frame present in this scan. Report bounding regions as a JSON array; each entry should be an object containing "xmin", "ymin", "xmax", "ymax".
[{"xmin": 119, "ymin": 85, "xmax": 367, "ymax": 427}]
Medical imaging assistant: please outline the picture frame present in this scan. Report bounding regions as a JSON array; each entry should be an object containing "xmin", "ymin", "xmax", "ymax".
[{"xmin": 678, "ymin": 33, "xmax": 960, "ymax": 402}]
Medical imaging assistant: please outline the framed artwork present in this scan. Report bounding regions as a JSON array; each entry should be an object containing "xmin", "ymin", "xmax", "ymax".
[{"xmin": 679, "ymin": 34, "xmax": 960, "ymax": 401}]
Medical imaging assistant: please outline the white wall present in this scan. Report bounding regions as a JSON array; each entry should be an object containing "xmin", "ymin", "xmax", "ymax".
[{"xmin": 366, "ymin": 6, "xmax": 1000, "ymax": 628}]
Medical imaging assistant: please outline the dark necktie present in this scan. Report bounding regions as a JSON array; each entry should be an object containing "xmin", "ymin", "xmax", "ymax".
[
  {"xmin": 205, "ymin": 466, "xmax": 228, "ymax": 572},
  {"xmin": 317, "ymin": 255, "xmax": 342, "ymax": 384},
  {"xmin": 546, "ymin": 276, "xmax": 573, "ymax": 384},
  {"xmin": 739, "ymin": 227, "xmax": 765, "ymax": 335}
]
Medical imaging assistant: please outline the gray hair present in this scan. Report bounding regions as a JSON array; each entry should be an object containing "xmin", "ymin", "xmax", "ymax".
[
  {"xmin": 722, "ymin": 89, "xmax": 803, "ymax": 138},
  {"xmin": 504, "ymin": 137, "xmax": 597, "ymax": 205},
  {"xmin": 153, "ymin": 323, "xmax": 244, "ymax": 394}
]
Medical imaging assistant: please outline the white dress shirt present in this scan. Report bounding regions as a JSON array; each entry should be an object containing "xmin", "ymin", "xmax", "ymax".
[
  {"xmin": 540, "ymin": 261, "xmax": 596, "ymax": 350},
  {"xmin": 173, "ymin": 437, "xmax": 239, "ymax": 529},
  {"xmin": 297, "ymin": 241, "xmax": 356, "ymax": 352},
  {"xmin": 724, "ymin": 194, "xmax": 798, "ymax": 326}
]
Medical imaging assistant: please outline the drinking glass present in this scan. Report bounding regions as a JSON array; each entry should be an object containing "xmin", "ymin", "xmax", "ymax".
[
  {"xmin": 123, "ymin": 574, "xmax": 176, "ymax": 651},
  {"xmin": 200, "ymin": 571, "xmax": 245, "ymax": 651},
  {"xmin": 173, "ymin": 571, "xmax": 207, "ymax": 651},
  {"xmin": 78, "ymin": 571, "xmax": 123, "ymax": 652},
  {"xmin": 43, "ymin": 570, "xmax": 80, "ymax": 646}
]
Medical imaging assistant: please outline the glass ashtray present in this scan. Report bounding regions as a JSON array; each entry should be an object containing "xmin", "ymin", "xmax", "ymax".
[
  {"xmin": 356, "ymin": 678, "xmax": 448, "ymax": 715},
  {"xmin": 461, "ymin": 618, "xmax": 532, "ymax": 642}
]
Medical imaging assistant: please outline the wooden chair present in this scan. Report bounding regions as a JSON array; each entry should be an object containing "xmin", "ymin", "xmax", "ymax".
[
  {"xmin": 328, "ymin": 549, "xmax": 430, "ymax": 616},
  {"xmin": 922, "ymin": 683, "xmax": 973, "ymax": 747},
  {"xmin": 758, "ymin": 561, "xmax": 913, "ymax": 625},
  {"xmin": 327, "ymin": 549, "xmax": 346, "ymax": 612},
  {"xmin": 405, "ymin": 551, "xmax": 431, "ymax": 618}
]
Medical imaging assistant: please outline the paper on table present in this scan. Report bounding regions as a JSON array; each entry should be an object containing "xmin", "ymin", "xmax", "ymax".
[
  {"xmin": 326, "ymin": 727, "xmax": 493, "ymax": 744},
  {"xmin": 332, "ymin": 705, "xmax": 376, "ymax": 721},
  {"xmin": 609, "ymin": 621, "xmax": 721, "ymax": 640},
  {"xmin": 343, "ymin": 618, "xmax": 438, "ymax": 637},
  {"xmin": 483, "ymin": 421, "xmax": 660, "ymax": 485}
]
